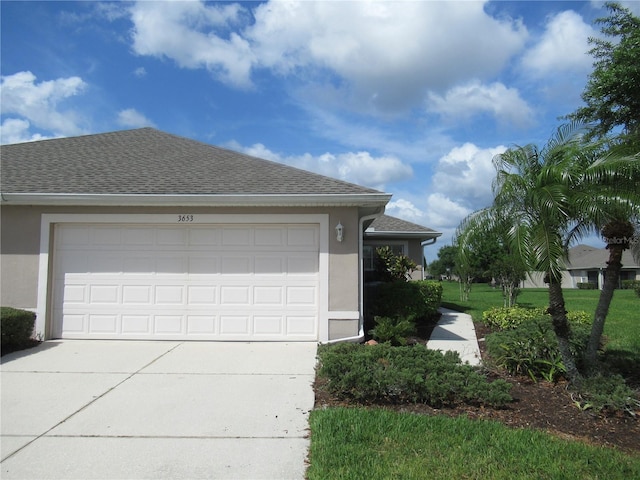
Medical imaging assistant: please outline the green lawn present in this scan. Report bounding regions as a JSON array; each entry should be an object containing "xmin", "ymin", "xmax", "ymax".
[
  {"xmin": 307, "ymin": 408, "xmax": 640, "ymax": 480},
  {"xmin": 440, "ymin": 281, "xmax": 640, "ymax": 355}
]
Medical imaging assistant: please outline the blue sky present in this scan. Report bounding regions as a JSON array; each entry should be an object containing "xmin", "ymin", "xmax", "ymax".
[{"xmin": 3, "ymin": 1, "xmax": 637, "ymax": 258}]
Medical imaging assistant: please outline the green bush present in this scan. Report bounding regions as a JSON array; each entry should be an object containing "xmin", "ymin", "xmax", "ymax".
[
  {"xmin": 577, "ymin": 282, "xmax": 597, "ymax": 290},
  {"xmin": 371, "ymin": 280, "xmax": 443, "ymax": 322},
  {"xmin": 621, "ymin": 280, "xmax": 640, "ymax": 290},
  {"xmin": 482, "ymin": 306, "xmax": 546, "ymax": 329},
  {"xmin": 485, "ymin": 317, "xmax": 590, "ymax": 382},
  {"xmin": 635, "ymin": 283, "xmax": 640, "ymax": 298},
  {"xmin": 374, "ymin": 246, "xmax": 418, "ymax": 282},
  {"xmin": 317, "ymin": 343, "xmax": 512, "ymax": 408},
  {"xmin": 1, "ymin": 307, "xmax": 36, "ymax": 348},
  {"xmin": 572, "ymin": 374, "xmax": 640, "ymax": 415},
  {"xmin": 566, "ymin": 310, "xmax": 591, "ymax": 325},
  {"xmin": 368, "ymin": 316, "xmax": 416, "ymax": 346},
  {"xmin": 482, "ymin": 306, "xmax": 591, "ymax": 330}
]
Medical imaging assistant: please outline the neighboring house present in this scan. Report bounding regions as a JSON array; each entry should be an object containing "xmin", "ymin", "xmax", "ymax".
[
  {"xmin": 522, "ymin": 244, "xmax": 640, "ymax": 289},
  {"xmin": 363, "ymin": 214, "xmax": 441, "ymax": 281},
  {"xmin": 0, "ymin": 128, "xmax": 440, "ymax": 343}
]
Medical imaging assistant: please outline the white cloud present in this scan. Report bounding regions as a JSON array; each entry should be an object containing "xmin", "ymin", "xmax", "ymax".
[
  {"xmin": 116, "ymin": 108, "xmax": 156, "ymax": 128},
  {"xmin": 423, "ymin": 192, "xmax": 473, "ymax": 230},
  {"xmin": 229, "ymin": 141, "xmax": 412, "ymax": 191},
  {"xmin": 133, "ymin": 67, "xmax": 147, "ymax": 78},
  {"xmin": 388, "ymin": 143, "xmax": 506, "ymax": 244},
  {"xmin": 129, "ymin": 1, "xmax": 254, "ymax": 88},
  {"xmin": 521, "ymin": 10, "xmax": 595, "ymax": 76},
  {"xmin": 0, "ymin": 118, "xmax": 50, "ymax": 145},
  {"xmin": 431, "ymin": 143, "xmax": 506, "ymax": 207},
  {"xmin": 128, "ymin": 0, "xmax": 528, "ymax": 113},
  {"xmin": 0, "ymin": 71, "xmax": 87, "ymax": 137},
  {"xmin": 385, "ymin": 199, "xmax": 425, "ymax": 224},
  {"xmin": 427, "ymin": 81, "xmax": 535, "ymax": 128}
]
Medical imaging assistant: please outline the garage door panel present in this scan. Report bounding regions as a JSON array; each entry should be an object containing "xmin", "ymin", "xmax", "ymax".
[
  {"xmin": 287, "ymin": 316, "xmax": 318, "ymax": 335},
  {"xmin": 63, "ymin": 284, "xmax": 87, "ymax": 304},
  {"xmin": 220, "ymin": 315, "xmax": 251, "ymax": 335},
  {"xmin": 122, "ymin": 315, "xmax": 151, "ymax": 334},
  {"xmin": 89, "ymin": 314, "xmax": 118, "ymax": 333},
  {"xmin": 54, "ymin": 223, "xmax": 320, "ymax": 340},
  {"xmin": 187, "ymin": 286, "xmax": 217, "ymax": 304},
  {"xmin": 154, "ymin": 286, "xmax": 185, "ymax": 304},
  {"xmin": 89, "ymin": 285, "xmax": 120, "ymax": 304},
  {"xmin": 186, "ymin": 315, "xmax": 217, "ymax": 334},
  {"xmin": 188, "ymin": 256, "xmax": 219, "ymax": 275},
  {"xmin": 155, "ymin": 315, "xmax": 183, "ymax": 334},
  {"xmin": 122, "ymin": 285, "xmax": 152, "ymax": 304},
  {"xmin": 220, "ymin": 286, "xmax": 250, "ymax": 305},
  {"xmin": 254, "ymin": 286, "xmax": 283, "ymax": 306},
  {"xmin": 287, "ymin": 286, "xmax": 317, "ymax": 306},
  {"xmin": 222, "ymin": 227, "xmax": 251, "ymax": 246},
  {"xmin": 254, "ymin": 316, "xmax": 284, "ymax": 335}
]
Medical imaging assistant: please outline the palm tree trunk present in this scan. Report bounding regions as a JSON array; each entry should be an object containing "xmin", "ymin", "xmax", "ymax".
[
  {"xmin": 547, "ymin": 279, "xmax": 582, "ymax": 385},
  {"xmin": 584, "ymin": 245, "xmax": 624, "ymax": 369}
]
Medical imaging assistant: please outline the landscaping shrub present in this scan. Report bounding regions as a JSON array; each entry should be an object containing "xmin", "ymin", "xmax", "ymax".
[
  {"xmin": 482, "ymin": 306, "xmax": 591, "ymax": 330},
  {"xmin": 577, "ymin": 282, "xmax": 597, "ymax": 290},
  {"xmin": 368, "ymin": 316, "xmax": 416, "ymax": 346},
  {"xmin": 317, "ymin": 342, "xmax": 512, "ymax": 408},
  {"xmin": 485, "ymin": 317, "xmax": 590, "ymax": 382},
  {"xmin": 621, "ymin": 280, "xmax": 640, "ymax": 290},
  {"xmin": 572, "ymin": 374, "xmax": 640, "ymax": 415},
  {"xmin": 482, "ymin": 306, "xmax": 546, "ymax": 330},
  {"xmin": 1, "ymin": 307, "xmax": 36, "ymax": 348},
  {"xmin": 370, "ymin": 281, "xmax": 443, "ymax": 322},
  {"xmin": 373, "ymin": 246, "xmax": 418, "ymax": 282}
]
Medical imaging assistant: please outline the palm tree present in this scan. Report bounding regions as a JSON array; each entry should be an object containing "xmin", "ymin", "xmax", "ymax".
[
  {"xmin": 579, "ymin": 141, "xmax": 640, "ymax": 369},
  {"xmin": 458, "ymin": 124, "xmax": 640, "ymax": 383},
  {"xmin": 457, "ymin": 124, "xmax": 589, "ymax": 383}
]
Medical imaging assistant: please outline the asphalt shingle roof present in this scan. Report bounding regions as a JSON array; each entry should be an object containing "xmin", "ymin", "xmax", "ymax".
[
  {"xmin": 368, "ymin": 214, "xmax": 439, "ymax": 234},
  {"xmin": 1, "ymin": 128, "xmax": 383, "ymax": 196},
  {"xmin": 566, "ymin": 245, "xmax": 639, "ymax": 269}
]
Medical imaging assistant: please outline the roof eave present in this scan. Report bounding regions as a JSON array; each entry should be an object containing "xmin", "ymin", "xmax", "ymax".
[
  {"xmin": 0, "ymin": 192, "xmax": 392, "ymax": 208},
  {"xmin": 364, "ymin": 231, "xmax": 442, "ymax": 239}
]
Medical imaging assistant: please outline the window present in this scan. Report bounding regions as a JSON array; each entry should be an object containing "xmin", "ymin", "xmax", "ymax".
[{"xmin": 363, "ymin": 243, "xmax": 406, "ymax": 271}]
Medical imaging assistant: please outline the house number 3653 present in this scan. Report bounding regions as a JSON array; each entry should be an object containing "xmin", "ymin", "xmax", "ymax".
[{"xmin": 178, "ymin": 214, "xmax": 194, "ymax": 222}]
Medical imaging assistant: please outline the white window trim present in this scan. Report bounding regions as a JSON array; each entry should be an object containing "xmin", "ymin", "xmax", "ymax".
[{"xmin": 37, "ymin": 213, "xmax": 329, "ymax": 342}]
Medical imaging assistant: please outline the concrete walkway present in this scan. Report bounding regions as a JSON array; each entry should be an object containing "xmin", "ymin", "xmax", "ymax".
[
  {"xmin": 1, "ymin": 341, "xmax": 317, "ymax": 480},
  {"xmin": 427, "ymin": 308, "xmax": 482, "ymax": 366}
]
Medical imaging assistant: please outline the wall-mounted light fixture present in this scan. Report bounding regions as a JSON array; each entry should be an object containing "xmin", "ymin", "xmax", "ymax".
[{"xmin": 335, "ymin": 221, "xmax": 344, "ymax": 242}]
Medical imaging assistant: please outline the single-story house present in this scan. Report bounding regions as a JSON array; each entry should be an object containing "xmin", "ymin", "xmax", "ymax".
[
  {"xmin": 363, "ymin": 214, "xmax": 441, "ymax": 281},
  {"xmin": 1, "ymin": 128, "xmax": 440, "ymax": 343},
  {"xmin": 522, "ymin": 244, "xmax": 640, "ymax": 289}
]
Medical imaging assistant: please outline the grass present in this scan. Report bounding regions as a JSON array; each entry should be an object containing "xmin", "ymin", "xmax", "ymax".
[
  {"xmin": 307, "ymin": 408, "xmax": 640, "ymax": 480},
  {"xmin": 440, "ymin": 281, "xmax": 640, "ymax": 356}
]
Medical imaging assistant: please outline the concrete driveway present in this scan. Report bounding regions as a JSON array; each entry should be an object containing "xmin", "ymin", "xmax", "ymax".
[{"xmin": 1, "ymin": 340, "xmax": 317, "ymax": 479}]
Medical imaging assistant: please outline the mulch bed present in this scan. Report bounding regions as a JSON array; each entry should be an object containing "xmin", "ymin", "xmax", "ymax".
[{"xmin": 314, "ymin": 321, "xmax": 640, "ymax": 454}]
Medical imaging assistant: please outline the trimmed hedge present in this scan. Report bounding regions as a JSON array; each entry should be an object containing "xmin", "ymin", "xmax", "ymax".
[
  {"xmin": 370, "ymin": 280, "xmax": 443, "ymax": 322},
  {"xmin": 577, "ymin": 282, "xmax": 597, "ymax": 290},
  {"xmin": 1, "ymin": 307, "xmax": 36, "ymax": 348},
  {"xmin": 317, "ymin": 342, "xmax": 512, "ymax": 408},
  {"xmin": 482, "ymin": 306, "xmax": 591, "ymax": 330},
  {"xmin": 621, "ymin": 280, "xmax": 640, "ymax": 290}
]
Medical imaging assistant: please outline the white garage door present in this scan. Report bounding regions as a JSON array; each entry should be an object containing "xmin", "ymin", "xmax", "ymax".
[{"xmin": 52, "ymin": 223, "xmax": 319, "ymax": 340}]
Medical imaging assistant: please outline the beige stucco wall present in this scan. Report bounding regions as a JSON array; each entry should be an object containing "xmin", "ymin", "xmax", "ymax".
[{"xmin": 1, "ymin": 205, "xmax": 364, "ymax": 340}]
